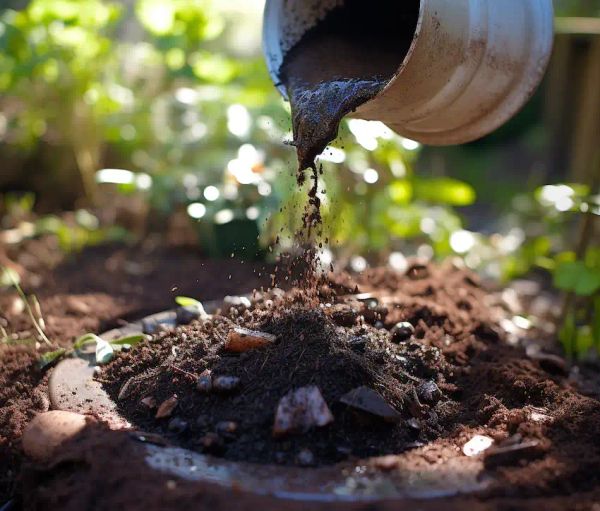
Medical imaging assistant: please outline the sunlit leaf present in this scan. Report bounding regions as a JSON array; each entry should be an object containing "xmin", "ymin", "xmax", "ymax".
[
  {"xmin": 554, "ymin": 261, "xmax": 600, "ymax": 296},
  {"xmin": 96, "ymin": 338, "xmax": 114, "ymax": 364},
  {"xmin": 39, "ymin": 348, "xmax": 66, "ymax": 369},
  {"xmin": 388, "ymin": 180, "xmax": 412, "ymax": 205},
  {"xmin": 413, "ymin": 178, "xmax": 476, "ymax": 206},
  {"xmin": 110, "ymin": 334, "xmax": 146, "ymax": 348}
]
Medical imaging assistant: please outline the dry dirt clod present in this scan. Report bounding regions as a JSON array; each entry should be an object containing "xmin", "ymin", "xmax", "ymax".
[
  {"xmin": 339, "ymin": 386, "xmax": 401, "ymax": 423},
  {"xmin": 199, "ymin": 432, "xmax": 224, "ymax": 454},
  {"xmin": 155, "ymin": 395, "xmax": 178, "ymax": 419},
  {"xmin": 213, "ymin": 375, "xmax": 241, "ymax": 393},
  {"xmin": 372, "ymin": 455, "xmax": 401, "ymax": 472},
  {"xmin": 141, "ymin": 396, "xmax": 157, "ymax": 409},
  {"xmin": 391, "ymin": 322, "xmax": 415, "ymax": 343},
  {"xmin": 416, "ymin": 381, "xmax": 441, "ymax": 405},
  {"xmin": 167, "ymin": 417, "xmax": 188, "ymax": 434},
  {"xmin": 176, "ymin": 305, "xmax": 204, "ymax": 326},
  {"xmin": 215, "ymin": 421, "xmax": 239, "ymax": 440},
  {"xmin": 296, "ymin": 448, "xmax": 315, "ymax": 467},
  {"xmin": 225, "ymin": 327, "xmax": 276, "ymax": 353},
  {"xmin": 196, "ymin": 369, "xmax": 212, "ymax": 393},
  {"xmin": 22, "ymin": 411, "xmax": 89, "ymax": 462},
  {"xmin": 273, "ymin": 386, "xmax": 334, "ymax": 437},
  {"xmin": 347, "ymin": 335, "xmax": 368, "ymax": 353}
]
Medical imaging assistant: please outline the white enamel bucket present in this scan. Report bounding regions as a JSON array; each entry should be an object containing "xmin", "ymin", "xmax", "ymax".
[{"xmin": 263, "ymin": 0, "xmax": 554, "ymax": 145}]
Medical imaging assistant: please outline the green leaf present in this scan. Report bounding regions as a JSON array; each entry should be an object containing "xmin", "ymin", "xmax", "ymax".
[
  {"xmin": 95, "ymin": 338, "xmax": 114, "ymax": 364},
  {"xmin": 413, "ymin": 178, "xmax": 476, "ymax": 206},
  {"xmin": 39, "ymin": 348, "xmax": 67, "ymax": 369},
  {"xmin": 0, "ymin": 266, "xmax": 20, "ymax": 288},
  {"xmin": 175, "ymin": 296, "xmax": 202, "ymax": 307},
  {"xmin": 110, "ymin": 334, "xmax": 145, "ymax": 348},
  {"xmin": 554, "ymin": 261, "xmax": 600, "ymax": 296},
  {"xmin": 388, "ymin": 180, "xmax": 413, "ymax": 205},
  {"xmin": 73, "ymin": 333, "xmax": 102, "ymax": 351}
]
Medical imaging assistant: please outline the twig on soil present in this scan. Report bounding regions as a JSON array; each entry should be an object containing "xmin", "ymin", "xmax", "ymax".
[
  {"xmin": 8, "ymin": 274, "xmax": 52, "ymax": 346},
  {"xmin": 171, "ymin": 365, "xmax": 198, "ymax": 381}
]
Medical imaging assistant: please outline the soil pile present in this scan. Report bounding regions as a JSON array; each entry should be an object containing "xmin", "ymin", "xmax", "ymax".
[{"xmin": 99, "ymin": 261, "xmax": 600, "ymax": 491}]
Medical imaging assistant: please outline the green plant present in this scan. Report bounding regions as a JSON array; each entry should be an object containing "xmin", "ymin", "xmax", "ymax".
[{"xmin": 39, "ymin": 332, "xmax": 146, "ymax": 368}]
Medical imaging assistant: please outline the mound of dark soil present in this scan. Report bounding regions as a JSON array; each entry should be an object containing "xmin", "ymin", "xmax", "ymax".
[{"xmin": 99, "ymin": 261, "xmax": 600, "ymax": 498}]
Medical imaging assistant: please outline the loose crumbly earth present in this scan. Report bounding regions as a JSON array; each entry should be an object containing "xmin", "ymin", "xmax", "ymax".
[
  {"xmin": 0, "ymin": 241, "xmax": 272, "ymax": 507},
  {"xmin": 91, "ymin": 262, "xmax": 600, "ymax": 500},
  {"xmin": 4, "ymin": 253, "xmax": 600, "ymax": 510}
]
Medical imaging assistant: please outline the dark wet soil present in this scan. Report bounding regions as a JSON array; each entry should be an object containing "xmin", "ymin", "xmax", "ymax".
[
  {"xmin": 282, "ymin": 0, "xmax": 419, "ymax": 172},
  {"xmin": 97, "ymin": 262, "xmax": 600, "ymax": 492},
  {"xmin": 0, "ymin": 241, "xmax": 272, "ymax": 506}
]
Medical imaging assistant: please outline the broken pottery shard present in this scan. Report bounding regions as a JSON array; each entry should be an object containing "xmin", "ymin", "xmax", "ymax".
[
  {"xmin": 155, "ymin": 395, "xmax": 178, "ymax": 419},
  {"xmin": 225, "ymin": 327, "xmax": 276, "ymax": 353},
  {"xmin": 462, "ymin": 435, "xmax": 494, "ymax": 457},
  {"xmin": 340, "ymin": 386, "xmax": 401, "ymax": 423},
  {"xmin": 273, "ymin": 386, "xmax": 334, "ymax": 437}
]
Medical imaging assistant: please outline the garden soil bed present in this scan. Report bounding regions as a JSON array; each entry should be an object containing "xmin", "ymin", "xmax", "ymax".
[
  {"xmin": 0, "ymin": 241, "xmax": 272, "ymax": 507},
  {"xmin": 16, "ymin": 261, "xmax": 600, "ymax": 510}
]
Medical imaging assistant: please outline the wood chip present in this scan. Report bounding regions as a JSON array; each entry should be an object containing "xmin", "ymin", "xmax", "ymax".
[
  {"xmin": 225, "ymin": 327, "xmax": 276, "ymax": 353},
  {"xmin": 155, "ymin": 395, "xmax": 178, "ymax": 419}
]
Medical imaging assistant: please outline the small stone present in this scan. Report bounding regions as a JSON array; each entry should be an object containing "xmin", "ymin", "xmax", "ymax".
[
  {"xmin": 196, "ymin": 370, "xmax": 213, "ymax": 393},
  {"xmin": 23, "ymin": 411, "xmax": 89, "ymax": 462},
  {"xmin": 195, "ymin": 415, "xmax": 210, "ymax": 429},
  {"xmin": 93, "ymin": 366, "xmax": 102, "ymax": 378},
  {"xmin": 407, "ymin": 418, "xmax": 421, "ymax": 430},
  {"xmin": 417, "ymin": 381, "xmax": 442, "ymax": 405},
  {"xmin": 142, "ymin": 318, "xmax": 159, "ymax": 334},
  {"xmin": 223, "ymin": 295, "xmax": 252, "ymax": 310},
  {"xmin": 296, "ymin": 448, "xmax": 315, "ymax": 466},
  {"xmin": 406, "ymin": 264, "xmax": 429, "ymax": 280},
  {"xmin": 462, "ymin": 435, "xmax": 494, "ymax": 457},
  {"xmin": 340, "ymin": 386, "xmax": 401, "ymax": 423},
  {"xmin": 215, "ymin": 421, "xmax": 238, "ymax": 439},
  {"xmin": 390, "ymin": 322, "xmax": 415, "ymax": 343},
  {"xmin": 155, "ymin": 395, "xmax": 178, "ymax": 419},
  {"xmin": 199, "ymin": 432, "xmax": 224, "ymax": 454},
  {"xmin": 273, "ymin": 386, "xmax": 334, "ymax": 437},
  {"xmin": 176, "ymin": 305, "xmax": 202, "ymax": 325},
  {"xmin": 141, "ymin": 397, "xmax": 157, "ymax": 409},
  {"xmin": 330, "ymin": 305, "xmax": 359, "ymax": 327},
  {"xmin": 213, "ymin": 375, "xmax": 241, "ymax": 393},
  {"xmin": 225, "ymin": 327, "xmax": 276, "ymax": 353},
  {"xmin": 348, "ymin": 335, "xmax": 368, "ymax": 353},
  {"xmin": 373, "ymin": 455, "xmax": 400, "ymax": 472},
  {"xmin": 168, "ymin": 417, "xmax": 188, "ymax": 434},
  {"xmin": 120, "ymin": 344, "xmax": 132, "ymax": 353}
]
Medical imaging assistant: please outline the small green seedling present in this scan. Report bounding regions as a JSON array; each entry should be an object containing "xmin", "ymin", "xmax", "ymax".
[
  {"xmin": 175, "ymin": 296, "xmax": 207, "ymax": 317},
  {"xmin": 38, "ymin": 333, "xmax": 146, "ymax": 369},
  {"xmin": 39, "ymin": 349, "xmax": 68, "ymax": 370}
]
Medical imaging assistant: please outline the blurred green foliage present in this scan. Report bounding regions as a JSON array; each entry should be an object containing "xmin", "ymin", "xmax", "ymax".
[
  {"xmin": 0, "ymin": 0, "xmax": 598, "ymax": 357},
  {"xmin": 0, "ymin": 0, "xmax": 476, "ymax": 260}
]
